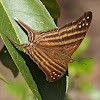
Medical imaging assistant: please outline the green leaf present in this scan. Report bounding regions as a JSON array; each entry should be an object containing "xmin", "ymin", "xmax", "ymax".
[
  {"xmin": 69, "ymin": 58, "xmax": 95, "ymax": 76},
  {"xmin": 40, "ymin": 0, "xmax": 60, "ymax": 19},
  {"xmin": 79, "ymin": 80, "xmax": 94, "ymax": 92},
  {"xmin": 0, "ymin": 1, "xmax": 42, "ymax": 99},
  {"xmin": 0, "ymin": 73, "xmax": 9, "ymax": 84},
  {"xmin": 0, "ymin": 46, "xmax": 19, "ymax": 77},
  {"xmin": 6, "ymin": 81, "xmax": 34, "ymax": 100},
  {"xmin": 0, "ymin": 0, "xmax": 66, "ymax": 100}
]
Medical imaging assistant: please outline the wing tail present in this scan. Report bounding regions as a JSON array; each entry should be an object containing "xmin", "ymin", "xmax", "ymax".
[
  {"xmin": 6, "ymin": 35, "xmax": 29, "ymax": 49},
  {"xmin": 14, "ymin": 17, "xmax": 37, "ymax": 42}
]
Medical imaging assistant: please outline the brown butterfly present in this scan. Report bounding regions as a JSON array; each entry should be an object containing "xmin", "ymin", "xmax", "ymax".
[{"xmin": 7, "ymin": 11, "xmax": 92, "ymax": 82}]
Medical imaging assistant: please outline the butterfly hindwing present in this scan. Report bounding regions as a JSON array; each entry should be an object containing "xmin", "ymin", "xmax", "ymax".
[
  {"xmin": 7, "ymin": 35, "xmax": 67, "ymax": 82},
  {"xmin": 27, "ymin": 47, "xmax": 67, "ymax": 82}
]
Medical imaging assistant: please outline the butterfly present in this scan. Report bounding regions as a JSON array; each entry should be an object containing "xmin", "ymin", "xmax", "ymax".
[{"xmin": 7, "ymin": 11, "xmax": 92, "ymax": 82}]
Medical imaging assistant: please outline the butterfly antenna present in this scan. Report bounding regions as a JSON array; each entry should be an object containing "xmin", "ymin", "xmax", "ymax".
[
  {"xmin": 76, "ymin": 57, "xmax": 93, "ymax": 59},
  {"xmin": 74, "ymin": 59, "xmax": 87, "ymax": 65},
  {"xmin": 75, "ymin": 57, "xmax": 93, "ymax": 61},
  {"xmin": 74, "ymin": 57, "xmax": 93, "ymax": 65}
]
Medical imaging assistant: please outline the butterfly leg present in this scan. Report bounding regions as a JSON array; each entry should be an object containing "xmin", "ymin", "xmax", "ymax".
[
  {"xmin": 6, "ymin": 35, "xmax": 29, "ymax": 49},
  {"xmin": 14, "ymin": 17, "xmax": 37, "ymax": 42}
]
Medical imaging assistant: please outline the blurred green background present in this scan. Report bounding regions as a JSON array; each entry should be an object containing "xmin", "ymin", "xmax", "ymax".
[{"xmin": 0, "ymin": 0, "xmax": 100, "ymax": 100}]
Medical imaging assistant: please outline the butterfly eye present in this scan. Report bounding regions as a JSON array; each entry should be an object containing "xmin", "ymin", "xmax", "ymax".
[
  {"xmin": 34, "ymin": 40, "xmax": 39, "ymax": 44},
  {"xmin": 34, "ymin": 41, "xmax": 37, "ymax": 43}
]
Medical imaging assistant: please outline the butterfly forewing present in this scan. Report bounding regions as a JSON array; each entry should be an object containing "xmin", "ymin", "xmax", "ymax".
[
  {"xmin": 35, "ymin": 28, "xmax": 63, "ymax": 51},
  {"xmin": 59, "ymin": 11, "xmax": 92, "ymax": 56},
  {"xmin": 7, "ymin": 11, "xmax": 92, "ymax": 82}
]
